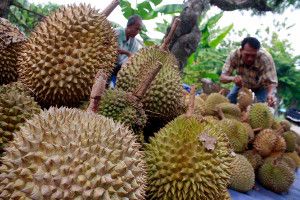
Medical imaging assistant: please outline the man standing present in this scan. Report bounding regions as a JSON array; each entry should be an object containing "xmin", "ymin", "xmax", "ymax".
[
  {"xmin": 220, "ymin": 37, "xmax": 278, "ymax": 107},
  {"xmin": 109, "ymin": 15, "xmax": 143, "ymax": 87}
]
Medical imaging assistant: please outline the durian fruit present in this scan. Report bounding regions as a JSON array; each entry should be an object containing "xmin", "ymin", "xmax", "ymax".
[
  {"xmin": 273, "ymin": 135, "xmax": 287, "ymax": 153},
  {"xmin": 18, "ymin": 4, "xmax": 118, "ymax": 108},
  {"xmin": 99, "ymin": 89, "xmax": 147, "ymax": 133},
  {"xmin": 185, "ymin": 95, "xmax": 205, "ymax": 116},
  {"xmin": 216, "ymin": 103, "xmax": 242, "ymax": 120},
  {"xmin": 0, "ymin": 18, "xmax": 26, "ymax": 85},
  {"xmin": 0, "ymin": 88, "xmax": 41, "ymax": 153},
  {"xmin": 249, "ymin": 103, "xmax": 273, "ymax": 129},
  {"xmin": 222, "ymin": 190, "xmax": 231, "ymax": 200},
  {"xmin": 0, "ymin": 81, "xmax": 32, "ymax": 96},
  {"xmin": 243, "ymin": 150, "xmax": 263, "ymax": 170},
  {"xmin": 204, "ymin": 93, "xmax": 229, "ymax": 115},
  {"xmin": 145, "ymin": 89, "xmax": 233, "ymax": 200},
  {"xmin": 229, "ymin": 154, "xmax": 255, "ymax": 192},
  {"xmin": 285, "ymin": 151, "xmax": 300, "ymax": 167},
  {"xmin": 0, "ymin": 108, "xmax": 146, "ymax": 199},
  {"xmin": 283, "ymin": 131, "xmax": 297, "ymax": 152},
  {"xmin": 117, "ymin": 46, "xmax": 184, "ymax": 120},
  {"xmin": 271, "ymin": 118, "xmax": 282, "ymax": 131},
  {"xmin": 258, "ymin": 158, "xmax": 295, "ymax": 193},
  {"xmin": 243, "ymin": 122, "xmax": 254, "ymax": 144},
  {"xmin": 280, "ymin": 120, "xmax": 291, "ymax": 132},
  {"xmin": 199, "ymin": 92, "xmax": 208, "ymax": 101},
  {"xmin": 253, "ymin": 129, "xmax": 277, "ymax": 157},
  {"xmin": 265, "ymin": 153, "xmax": 297, "ymax": 171},
  {"xmin": 218, "ymin": 119, "xmax": 249, "ymax": 153},
  {"xmin": 237, "ymin": 87, "xmax": 253, "ymax": 111}
]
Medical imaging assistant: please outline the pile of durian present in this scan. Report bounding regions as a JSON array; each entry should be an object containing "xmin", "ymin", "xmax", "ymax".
[{"xmin": 1, "ymin": 1, "xmax": 299, "ymax": 199}]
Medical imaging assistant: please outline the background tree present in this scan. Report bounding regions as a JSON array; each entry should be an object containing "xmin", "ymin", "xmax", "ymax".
[{"xmin": 1, "ymin": 0, "xmax": 59, "ymax": 35}]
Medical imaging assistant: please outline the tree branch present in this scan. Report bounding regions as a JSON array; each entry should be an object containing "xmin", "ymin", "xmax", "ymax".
[
  {"xmin": 209, "ymin": 0, "xmax": 273, "ymax": 11},
  {"xmin": 12, "ymin": 0, "xmax": 45, "ymax": 19}
]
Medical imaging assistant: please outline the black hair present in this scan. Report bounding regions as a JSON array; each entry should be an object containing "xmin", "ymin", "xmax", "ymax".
[
  {"xmin": 127, "ymin": 15, "xmax": 142, "ymax": 27},
  {"xmin": 241, "ymin": 37, "xmax": 261, "ymax": 50}
]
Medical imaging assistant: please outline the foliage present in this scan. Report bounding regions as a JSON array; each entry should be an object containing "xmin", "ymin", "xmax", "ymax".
[
  {"xmin": 8, "ymin": 0, "xmax": 59, "ymax": 35},
  {"xmin": 183, "ymin": 12, "xmax": 234, "ymax": 88},
  {"xmin": 264, "ymin": 33, "xmax": 300, "ymax": 108},
  {"xmin": 119, "ymin": 0, "xmax": 183, "ymax": 44}
]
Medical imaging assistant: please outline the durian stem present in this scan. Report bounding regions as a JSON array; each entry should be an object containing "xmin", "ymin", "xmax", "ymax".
[
  {"xmin": 160, "ymin": 18, "xmax": 181, "ymax": 51},
  {"xmin": 186, "ymin": 85, "xmax": 196, "ymax": 117},
  {"xmin": 101, "ymin": 0, "xmax": 120, "ymax": 17},
  {"xmin": 133, "ymin": 62, "xmax": 163, "ymax": 100},
  {"xmin": 253, "ymin": 128, "xmax": 262, "ymax": 132},
  {"xmin": 87, "ymin": 70, "xmax": 108, "ymax": 113},
  {"xmin": 217, "ymin": 108, "xmax": 225, "ymax": 120}
]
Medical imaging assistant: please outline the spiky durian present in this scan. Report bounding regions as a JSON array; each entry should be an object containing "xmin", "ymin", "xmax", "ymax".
[
  {"xmin": 273, "ymin": 135, "xmax": 287, "ymax": 153},
  {"xmin": 265, "ymin": 153, "xmax": 297, "ymax": 171},
  {"xmin": 237, "ymin": 87, "xmax": 253, "ymax": 111},
  {"xmin": 253, "ymin": 129, "xmax": 277, "ymax": 157},
  {"xmin": 204, "ymin": 93, "xmax": 229, "ymax": 115},
  {"xmin": 0, "ymin": 81, "xmax": 32, "ymax": 96},
  {"xmin": 185, "ymin": 95, "xmax": 205, "ymax": 116},
  {"xmin": 229, "ymin": 154, "xmax": 255, "ymax": 192},
  {"xmin": 243, "ymin": 122, "xmax": 254, "ymax": 144},
  {"xmin": 283, "ymin": 131, "xmax": 297, "ymax": 152},
  {"xmin": 218, "ymin": 119, "xmax": 249, "ymax": 153},
  {"xmin": 116, "ymin": 46, "xmax": 185, "ymax": 120},
  {"xmin": 0, "ymin": 108, "xmax": 146, "ymax": 199},
  {"xmin": 280, "ymin": 120, "xmax": 291, "ymax": 132},
  {"xmin": 216, "ymin": 103, "xmax": 242, "ymax": 120},
  {"xmin": 0, "ymin": 89, "xmax": 40, "ymax": 153},
  {"xmin": 249, "ymin": 103, "xmax": 273, "ymax": 129},
  {"xmin": 145, "ymin": 115, "xmax": 233, "ymax": 200},
  {"xmin": 98, "ymin": 89, "xmax": 147, "ymax": 133},
  {"xmin": 0, "ymin": 18, "xmax": 26, "ymax": 85},
  {"xmin": 285, "ymin": 151, "xmax": 300, "ymax": 167},
  {"xmin": 199, "ymin": 92, "xmax": 208, "ymax": 101},
  {"xmin": 222, "ymin": 190, "xmax": 231, "ymax": 200},
  {"xmin": 243, "ymin": 150, "xmax": 263, "ymax": 170},
  {"xmin": 18, "ymin": 4, "xmax": 118, "ymax": 108},
  {"xmin": 258, "ymin": 158, "xmax": 295, "ymax": 193}
]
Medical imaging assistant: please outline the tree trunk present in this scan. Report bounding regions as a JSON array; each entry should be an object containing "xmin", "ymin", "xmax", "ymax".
[
  {"xmin": 0, "ymin": 0, "xmax": 13, "ymax": 18},
  {"xmin": 168, "ymin": 0, "xmax": 210, "ymax": 73},
  {"xmin": 168, "ymin": 0, "xmax": 275, "ymax": 73}
]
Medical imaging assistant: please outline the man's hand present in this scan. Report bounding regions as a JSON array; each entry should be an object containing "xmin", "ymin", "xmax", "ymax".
[
  {"xmin": 267, "ymin": 94, "xmax": 276, "ymax": 107},
  {"xmin": 233, "ymin": 75, "xmax": 243, "ymax": 87}
]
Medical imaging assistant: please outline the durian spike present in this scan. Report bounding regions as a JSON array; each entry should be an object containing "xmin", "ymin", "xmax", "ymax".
[
  {"xmin": 186, "ymin": 85, "xmax": 196, "ymax": 117},
  {"xmin": 101, "ymin": 0, "xmax": 120, "ymax": 17},
  {"xmin": 133, "ymin": 62, "xmax": 163, "ymax": 99},
  {"xmin": 160, "ymin": 18, "xmax": 181, "ymax": 51},
  {"xmin": 87, "ymin": 70, "xmax": 108, "ymax": 113}
]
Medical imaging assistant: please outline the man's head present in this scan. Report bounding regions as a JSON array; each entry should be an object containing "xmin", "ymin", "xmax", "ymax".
[
  {"xmin": 240, "ymin": 37, "xmax": 261, "ymax": 66},
  {"xmin": 125, "ymin": 15, "xmax": 143, "ymax": 39}
]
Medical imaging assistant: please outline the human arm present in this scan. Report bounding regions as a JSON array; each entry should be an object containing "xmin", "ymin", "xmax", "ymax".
[
  {"xmin": 220, "ymin": 50, "xmax": 243, "ymax": 86},
  {"xmin": 118, "ymin": 48, "xmax": 132, "ymax": 57}
]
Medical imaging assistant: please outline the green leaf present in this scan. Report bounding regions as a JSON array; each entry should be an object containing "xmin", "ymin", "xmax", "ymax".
[
  {"xmin": 209, "ymin": 24, "xmax": 233, "ymax": 48},
  {"xmin": 150, "ymin": 0, "xmax": 163, "ymax": 6},
  {"xmin": 155, "ymin": 4, "xmax": 183, "ymax": 14},
  {"xmin": 120, "ymin": 0, "xmax": 136, "ymax": 18}
]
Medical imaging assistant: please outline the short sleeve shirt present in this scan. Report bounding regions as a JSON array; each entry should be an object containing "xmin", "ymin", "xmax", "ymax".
[
  {"xmin": 222, "ymin": 48, "xmax": 278, "ymax": 89},
  {"xmin": 115, "ymin": 27, "xmax": 140, "ymax": 65}
]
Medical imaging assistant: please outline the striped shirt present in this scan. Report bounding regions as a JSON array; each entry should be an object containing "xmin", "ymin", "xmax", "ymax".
[
  {"xmin": 115, "ymin": 27, "xmax": 140, "ymax": 65},
  {"xmin": 222, "ymin": 48, "xmax": 278, "ymax": 89}
]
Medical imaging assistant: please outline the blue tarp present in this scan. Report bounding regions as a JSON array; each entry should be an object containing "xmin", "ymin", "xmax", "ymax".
[{"xmin": 229, "ymin": 170, "xmax": 300, "ymax": 200}]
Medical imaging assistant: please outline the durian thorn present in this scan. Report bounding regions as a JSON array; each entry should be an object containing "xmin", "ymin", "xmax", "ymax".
[
  {"xmin": 133, "ymin": 62, "xmax": 163, "ymax": 100},
  {"xmin": 186, "ymin": 85, "xmax": 196, "ymax": 117},
  {"xmin": 101, "ymin": 0, "xmax": 120, "ymax": 17},
  {"xmin": 160, "ymin": 17, "xmax": 181, "ymax": 51}
]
